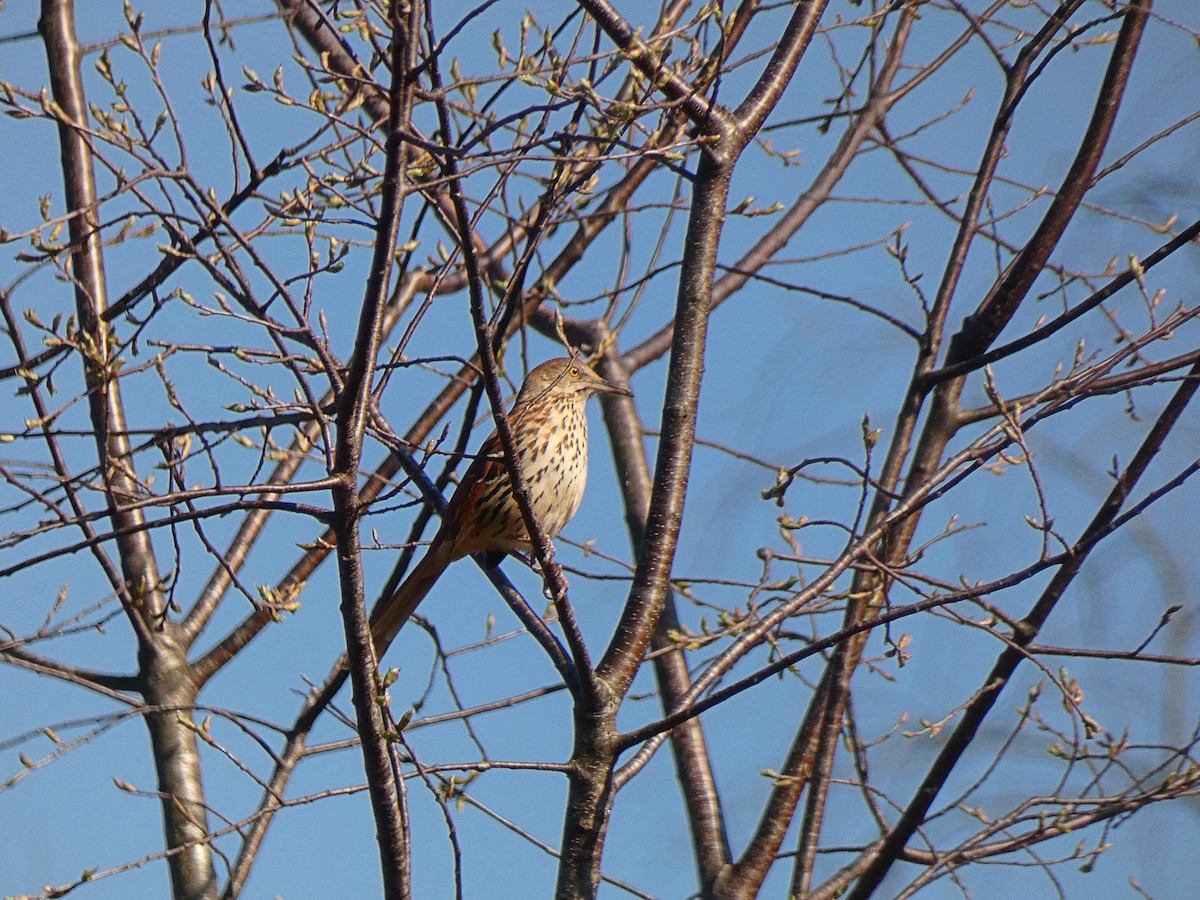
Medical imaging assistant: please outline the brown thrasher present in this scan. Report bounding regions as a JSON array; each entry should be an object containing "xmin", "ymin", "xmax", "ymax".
[{"xmin": 369, "ymin": 358, "xmax": 631, "ymax": 657}]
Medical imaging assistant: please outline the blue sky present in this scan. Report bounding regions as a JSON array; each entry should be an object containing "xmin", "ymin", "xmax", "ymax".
[{"xmin": 3, "ymin": 2, "xmax": 1200, "ymax": 897}]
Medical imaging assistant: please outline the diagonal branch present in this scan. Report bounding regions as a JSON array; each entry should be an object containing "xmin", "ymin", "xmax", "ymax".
[{"xmin": 846, "ymin": 356, "xmax": 1199, "ymax": 897}]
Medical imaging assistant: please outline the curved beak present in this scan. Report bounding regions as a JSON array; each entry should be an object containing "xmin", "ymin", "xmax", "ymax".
[{"xmin": 588, "ymin": 369, "xmax": 633, "ymax": 398}]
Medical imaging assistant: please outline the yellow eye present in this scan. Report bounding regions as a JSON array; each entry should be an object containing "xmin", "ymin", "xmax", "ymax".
[{"xmin": 569, "ymin": 366, "xmax": 579, "ymax": 376}]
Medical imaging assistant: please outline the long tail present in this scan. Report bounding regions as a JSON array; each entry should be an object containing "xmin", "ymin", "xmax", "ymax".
[{"xmin": 369, "ymin": 538, "xmax": 453, "ymax": 660}]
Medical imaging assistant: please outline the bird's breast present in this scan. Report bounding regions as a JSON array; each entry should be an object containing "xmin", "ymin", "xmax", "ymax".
[{"xmin": 517, "ymin": 401, "xmax": 588, "ymax": 538}]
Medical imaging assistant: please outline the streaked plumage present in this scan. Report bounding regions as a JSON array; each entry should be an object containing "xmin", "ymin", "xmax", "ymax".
[{"xmin": 369, "ymin": 358, "xmax": 631, "ymax": 658}]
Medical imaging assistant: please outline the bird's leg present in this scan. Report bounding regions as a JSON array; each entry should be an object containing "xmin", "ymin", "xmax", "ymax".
[
  {"xmin": 529, "ymin": 542, "xmax": 555, "ymax": 576},
  {"xmin": 534, "ymin": 545, "xmax": 569, "ymax": 600}
]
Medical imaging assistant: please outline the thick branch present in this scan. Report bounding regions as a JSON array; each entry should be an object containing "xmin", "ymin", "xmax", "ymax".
[
  {"xmin": 40, "ymin": 0, "xmax": 162, "ymax": 643},
  {"xmin": 597, "ymin": 351, "xmax": 732, "ymax": 890},
  {"xmin": 330, "ymin": 4, "xmax": 419, "ymax": 895},
  {"xmin": 41, "ymin": 2, "xmax": 212, "ymax": 897}
]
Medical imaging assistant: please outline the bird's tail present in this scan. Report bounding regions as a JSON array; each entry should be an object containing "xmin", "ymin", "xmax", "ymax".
[{"xmin": 369, "ymin": 539, "xmax": 453, "ymax": 660}]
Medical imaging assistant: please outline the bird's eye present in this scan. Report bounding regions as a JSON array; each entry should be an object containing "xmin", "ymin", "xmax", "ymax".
[{"xmin": 569, "ymin": 366, "xmax": 579, "ymax": 376}]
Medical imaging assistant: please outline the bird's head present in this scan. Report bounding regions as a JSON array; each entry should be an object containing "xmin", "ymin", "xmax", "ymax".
[{"xmin": 515, "ymin": 358, "xmax": 632, "ymax": 403}]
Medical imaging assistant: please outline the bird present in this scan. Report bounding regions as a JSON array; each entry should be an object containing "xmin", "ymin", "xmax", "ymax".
[{"xmin": 369, "ymin": 357, "xmax": 632, "ymax": 659}]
